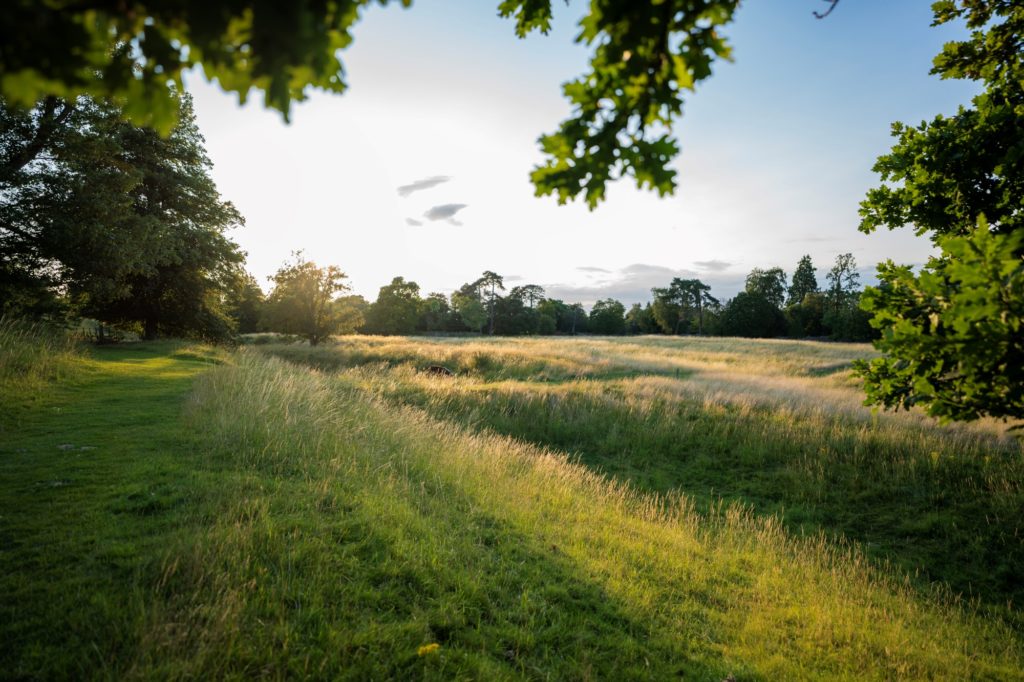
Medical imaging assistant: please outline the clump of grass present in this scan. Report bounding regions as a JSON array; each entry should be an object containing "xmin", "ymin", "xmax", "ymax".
[{"xmin": 0, "ymin": 316, "xmax": 82, "ymax": 394}]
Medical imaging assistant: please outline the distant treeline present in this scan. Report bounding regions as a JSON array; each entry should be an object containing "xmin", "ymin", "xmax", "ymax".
[
  {"xmin": 1, "ymin": 93, "xmax": 871, "ymax": 345},
  {"xmin": 237, "ymin": 252, "xmax": 875, "ymax": 345}
]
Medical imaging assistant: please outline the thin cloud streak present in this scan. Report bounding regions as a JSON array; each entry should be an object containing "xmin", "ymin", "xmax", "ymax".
[
  {"xmin": 693, "ymin": 259, "xmax": 732, "ymax": 272},
  {"xmin": 397, "ymin": 175, "xmax": 452, "ymax": 197},
  {"xmin": 423, "ymin": 203, "xmax": 468, "ymax": 225}
]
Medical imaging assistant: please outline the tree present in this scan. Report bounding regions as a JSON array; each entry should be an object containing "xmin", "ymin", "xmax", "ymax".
[
  {"xmin": 650, "ymin": 286, "xmax": 683, "ymax": 334},
  {"xmin": 265, "ymin": 254, "xmax": 355, "ymax": 346},
  {"xmin": 567, "ymin": 303, "xmax": 588, "ymax": 335},
  {"xmin": 625, "ymin": 303, "xmax": 658, "ymax": 334},
  {"xmin": 0, "ymin": 1, "xmax": 740, "ymax": 203},
  {"xmin": 364, "ymin": 276, "xmax": 422, "ymax": 335},
  {"xmin": 787, "ymin": 255, "xmax": 819, "ymax": 306},
  {"xmin": 1, "ymin": 93, "xmax": 245, "ymax": 339},
  {"xmin": 451, "ymin": 286, "xmax": 488, "ymax": 333},
  {"xmin": 855, "ymin": 223, "xmax": 1023, "ymax": 425},
  {"xmin": 226, "ymin": 270, "xmax": 267, "ymax": 334},
  {"xmin": 718, "ymin": 292, "xmax": 787, "ymax": 338},
  {"xmin": 589, "ymin": 298, "xmax": 627, "ymax": 335},
  {"xmin": 745, "ymin": 267, "xmax": 787, "ymax": 309},
  {"xmin": 786, "ymin": 292, "xmax": 826, "ymax": 338},
  {"xmin": 419, "ymin": 292, "xmax": 452, "ymax": 332},
  {"xmin": 475, "ymin": 270, "xmax": 505, "ymax": 335},
  {"xmin": 855, "ymin": 1, "xmax": 1024, "ymax": 424},
  {"xmin": 509, "ymin": 284, "xmax": 545, "ymax": 308},
  {"xmin": 652, "ymin": 277, "xmax": 717, "ymax": 334},
  {"xmin": 676, "ymin": 278, "xmax": 718, "ymax": 335}
]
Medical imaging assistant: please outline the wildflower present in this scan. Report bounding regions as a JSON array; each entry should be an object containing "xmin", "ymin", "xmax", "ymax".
[{"xmin": 417, "ymin": 643, "xmax": 441, "ymax": 656}]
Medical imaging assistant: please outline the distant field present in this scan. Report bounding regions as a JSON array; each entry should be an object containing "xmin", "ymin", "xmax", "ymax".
[{"xmin": 2, "ymin": 329, "xmax": 1022, "ymax": 679}]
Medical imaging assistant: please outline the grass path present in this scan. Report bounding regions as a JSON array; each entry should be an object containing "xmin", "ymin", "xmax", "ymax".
[{"xmin": 0, "ymin": 343, "xmax": 224, "ymax": 679}]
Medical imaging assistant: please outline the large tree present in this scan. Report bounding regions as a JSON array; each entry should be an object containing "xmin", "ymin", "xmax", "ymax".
[
  {"xmin": 855, "ymin": 1, "xmax": 1024, "ymax": 425},
  {"xmin": 1, "ymin": 94, "xmax": 245, "ymax": 339}
]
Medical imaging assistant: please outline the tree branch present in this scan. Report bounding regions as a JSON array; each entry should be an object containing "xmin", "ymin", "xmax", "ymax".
[
  {"xmin": 1, "ymin": 97, "xmax": 75, "ymax": 180},
  {"xmin": 813, "ymin": 0, "xmax": 840, "ymax": 19}
]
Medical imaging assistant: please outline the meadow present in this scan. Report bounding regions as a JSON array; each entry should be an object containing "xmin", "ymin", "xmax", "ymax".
[{"xmin": 2, "ymin": 324, "xmax": 1022, "ymax": 679}]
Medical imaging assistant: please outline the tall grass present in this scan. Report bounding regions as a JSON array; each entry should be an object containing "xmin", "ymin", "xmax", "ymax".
[
  {"xmin": 257, "ymin": 336, "xmax": 1024, "ymax": 619},
  {"xmin": 173, "ymin": 349, "xmax": 1022, "ymax": 678},
  {"xmin": 0, "ymin": 316, "xmax": 82, "ymax": 394}
]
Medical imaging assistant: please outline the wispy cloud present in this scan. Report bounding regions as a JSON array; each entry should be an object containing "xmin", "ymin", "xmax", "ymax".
[
  {"xmin": 397, "ymin": 175, "xmax": 452, "ymax": 197},
  {"xmin": 423, "ymin": 203, "xmax": 468, "ymax": 225},
  {"xmin": 405, "ymin": 217, "xmax": 423, "ymax": 226},
  {"xmin": 576, "ymin": 266, "xmax": 612, "ymax": 274},
  {"xmin": 693, "ymin": 259, "xmax": 733, "ymax": 272}
]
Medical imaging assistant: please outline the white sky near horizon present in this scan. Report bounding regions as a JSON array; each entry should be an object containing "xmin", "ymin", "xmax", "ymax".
[{"xmin": 186, "ymin": 0, "xmax": 979, "ymax": 308}]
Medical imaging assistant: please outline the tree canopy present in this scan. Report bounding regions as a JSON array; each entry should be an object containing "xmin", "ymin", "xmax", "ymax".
[
  {"xmin": 0, "ymin": 0, "xmax": 739, "ymax": 205},
  {"xmin": 856, "ymin": 0, "xmax": 1024, "ymax": 425},
  {"xmin": 265, "ymin": 254, "xmax": 359, "ymax": 345},
  {"xmin": 1, "ymin": 93, "xmax": 245, "ymax": 339}
]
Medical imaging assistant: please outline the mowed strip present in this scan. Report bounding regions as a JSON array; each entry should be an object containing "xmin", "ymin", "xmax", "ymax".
[{"xmin": 0, "ymin": 344, "xmax": 225, "ymax": 679}]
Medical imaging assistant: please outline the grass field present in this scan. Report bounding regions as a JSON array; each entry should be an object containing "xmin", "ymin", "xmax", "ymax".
[{"xmin": 2, "ymin": 325, "xmax": 1022, "ymax": 679}]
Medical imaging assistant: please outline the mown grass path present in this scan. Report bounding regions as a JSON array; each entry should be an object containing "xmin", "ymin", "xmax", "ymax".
[{"xmin": 0, "ymin": 344, "xmax": 221, "ymax": 679}]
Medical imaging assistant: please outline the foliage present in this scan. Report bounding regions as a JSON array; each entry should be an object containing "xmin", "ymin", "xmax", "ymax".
[
  {"xmin": 1, "ymin": 94, "xmax": 245, "ymax": 339},
  {"xmin": 651, "ymin": 277, "xmax": 717, "ymax": 334},
  {"xmin": 264, "ymin": 254, "xmax": 356, "ymax": 345},
  {"xmin": 786, "ymin": 291, "xmax": 827, "ymax": 338},
  {"xmin": 787, "ymin": 255, "xmax": 819, "ymax": 306},
  {"xmin": 859, "ymin": 1, "xmax": 1023, "ymax": 241},
  {"xmin": 475, "ymin": 270, "xmax": 505, "ymax": 335},
  {"xmin": 625, "ymin": 302, "xmax": 658, "ymax": 334},
  {"xmin": 364, "ymin": 276, "xmax": 422, "ymax": 335},
  {"xmin": 1, "ymin": 1, "xmax": 738, "ymax": 204},
  {"xmin": 855, "ymin": 224, "xmax": 1023, "ymax": 425},
  {"xmin": 745, "ymin": 267, "xmax": 787, "ymax": 309},
  {"xmin": 718, "ymin": 292, "xmax": 787, "ymax": 338},
  {"xmin": 512, "ymin": 0, "xmax": 741, "ymax": 207},
  {"xmin": 857, "ymin": 1, "xmax": 1024, "ymax": 422},
  {"xmin": 509, "ymin": 284, "xmax": 545, "ymax": 308},
  {"xmin": 226, "ymin": 269, "xmax": 267, "ymax": 334},
  {"xmin": 418, "ymin": 292, "xmax": 453, "ymax": 332},
  {"xmin": 0, "ymin": 0, "xmax": 413, "ymax": 132},
  {"xmin": 588, "ymin": 298, "xmax": 626, "ymax": 335},
  {"xmin": 451, "ymin": 287, "xmax": 488, "ymax": 333}
]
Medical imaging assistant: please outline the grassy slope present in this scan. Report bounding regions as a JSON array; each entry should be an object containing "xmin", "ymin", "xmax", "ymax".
[
  {"xmin": 2, "ymin": 335, "xmax": 1022, "ymax": 679},
  {"xmin": 262, "ymin": 336, "xmax": 1024, "ymax": 618}
]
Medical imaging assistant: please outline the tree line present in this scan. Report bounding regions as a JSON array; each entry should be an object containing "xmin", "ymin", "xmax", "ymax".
[{"xmin": 243, "ymin": 252, "xmax": 874, "ymax": 344}]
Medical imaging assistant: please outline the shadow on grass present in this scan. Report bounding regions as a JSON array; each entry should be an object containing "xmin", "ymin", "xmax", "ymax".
[{"xmin": 331, "ymin": 371, "xmax": 1023, "ymax": 627}]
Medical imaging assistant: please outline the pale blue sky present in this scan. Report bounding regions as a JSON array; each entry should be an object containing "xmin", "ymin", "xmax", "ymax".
[{"xmin": 188, "ymin": 0, "xmax": 978, "ymax": 306}]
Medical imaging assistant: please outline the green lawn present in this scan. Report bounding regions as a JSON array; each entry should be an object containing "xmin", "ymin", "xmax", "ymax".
[{"xmin": 1, "ymin": 343, "xmax": 227, "ymax": 678}]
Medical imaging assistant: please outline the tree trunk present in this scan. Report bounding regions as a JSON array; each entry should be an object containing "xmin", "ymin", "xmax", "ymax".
[{"xmin": 144, "ymin": 317, "xmax": 158, "ymax": 340}]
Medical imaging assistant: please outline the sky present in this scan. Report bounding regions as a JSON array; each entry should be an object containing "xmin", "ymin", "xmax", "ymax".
[{"xmin": 186, "ymin": 0, "xmax": 980, "ymax": 307}]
